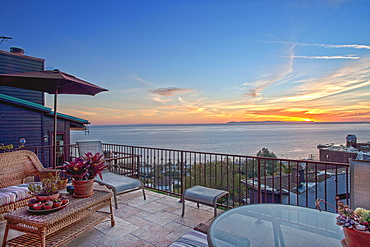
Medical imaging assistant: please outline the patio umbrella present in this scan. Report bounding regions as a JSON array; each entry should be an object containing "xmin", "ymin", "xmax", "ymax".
[{"xmin": 0, "ymin": 69, "xmax": 108, "ymax": 167}]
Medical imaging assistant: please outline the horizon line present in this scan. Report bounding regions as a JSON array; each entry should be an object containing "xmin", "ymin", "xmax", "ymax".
[{"xmin": 88, "ymin": 121, "xmax": 370, "ymax": 127}]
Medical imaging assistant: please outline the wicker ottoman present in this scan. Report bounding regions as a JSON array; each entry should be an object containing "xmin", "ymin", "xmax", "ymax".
[{"xmin": 181, "ymin": 186, "xmax": 229, "ymax": 218}]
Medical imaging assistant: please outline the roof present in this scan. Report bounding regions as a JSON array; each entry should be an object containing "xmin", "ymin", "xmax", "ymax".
[
  {"xmin": 0, "ymin": 92, "xmax": 51, "ymax": 112},
  {"xmin": 0, "ymin": 49, "xmax": 45, "ymax": 62},
  {"xmin": 49, "ymin": 111, "xmax": 89, "ymax": 124},
  {"xmin": 241, "ymin": 171, "xmax": 332, "ymax": 195},
  {"xmin": 0, "ymin": 93, "xmax": 89, "ymax": 125}
]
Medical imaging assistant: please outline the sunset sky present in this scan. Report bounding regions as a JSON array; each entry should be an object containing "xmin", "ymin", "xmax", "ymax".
[{"xmin": 1, "ymin": 0, "xmax": 369, "ymax": 125}]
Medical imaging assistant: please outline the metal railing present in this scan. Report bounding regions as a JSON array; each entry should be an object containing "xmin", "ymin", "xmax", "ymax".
[{"xmin": 25, "ymin": 143, "xmax": 350, "ymax": 212}]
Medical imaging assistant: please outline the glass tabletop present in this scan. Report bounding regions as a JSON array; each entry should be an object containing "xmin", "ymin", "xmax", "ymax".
[{"xmin": 207, "ymin": 204, "xmax": 344, "ymax": 247}]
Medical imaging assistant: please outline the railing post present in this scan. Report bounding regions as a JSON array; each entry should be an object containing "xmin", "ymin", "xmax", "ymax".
[
  {"xmin": 135, "ymin": 147, "xmax": 141, "ymax": 179},
  {"xmin": 257, "ymin": 158, "xmax": 261, "ymax": 203},
  {"xmin": 180, "ymin": 151, "xmax": 184, "ymax": 201},
  {"xmin": 130, "ymin": 146, "xmax": 134, "ymax": 177}
]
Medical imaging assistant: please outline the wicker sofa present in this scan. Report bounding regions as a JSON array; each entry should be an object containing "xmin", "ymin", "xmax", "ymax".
[{"xmin": 0, "ymin": 150, "xmax": 57, "ymax": 219}]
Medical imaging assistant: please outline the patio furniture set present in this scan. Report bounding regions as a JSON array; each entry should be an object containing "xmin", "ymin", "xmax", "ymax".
[
  {"xmin": 2, "ymin": 190, "xmax": 114, "ymax": 247},
  {"xmin": 0, "ymin": 150, "xmax": 115, "ymax": 247},
  {"xmin": 2, "ymin": 142, "xmax": 351, "ymax": 246},
  {"xmin": 0, "ymin": 142, "xmax": 143, "ymax": 247},
  {"xmin": 0, "ymin": 144, "xmax": 232, "ymax": 246},
  {"xmin": 76, "ymin": 141, "xmax": 146, "ymax": 209},
  {"xmin": 0, "ymin": 150, "xmax": 58, "ymax": 220}
]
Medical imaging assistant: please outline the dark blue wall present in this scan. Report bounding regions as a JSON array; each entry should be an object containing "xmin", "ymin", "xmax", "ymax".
[
  {"xmin": 0, "ymin": 50, "xmax": 45, "ymax": 104},
  {"xmin": 0, "ymin": 101, "xmax": 44, "ymax": 147},
  {"xmin": 0, "ymin": 49, "xmax": 46, "ymax": 147}
]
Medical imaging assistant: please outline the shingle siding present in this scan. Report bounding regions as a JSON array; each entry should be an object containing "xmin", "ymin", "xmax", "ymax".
[
  {"xmin": 0, "ymin": 50, "xmax": 47, "ymax": 147},
  {"xmin": 0, "ymin": 102, "xmax": 44, "ymax": 146},
  {"xmin": 0, "ymin": 50, "xmax": 45, "ymax": 104}
]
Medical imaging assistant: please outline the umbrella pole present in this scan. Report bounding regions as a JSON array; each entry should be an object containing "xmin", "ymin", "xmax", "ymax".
[{"xmin": 53, "ymin": 92, "xmax": 58, "ymax": 169}]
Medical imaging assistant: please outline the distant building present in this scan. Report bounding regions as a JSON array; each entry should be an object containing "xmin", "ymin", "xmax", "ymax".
[
  {"xmin": 0, "ymin": 47, "xmax": 89, "ymax": 164},
  {"xmin": 154, "ymin": 176, "xmax": 174, "ymax": 191},
  {"xmin": 242, "ymin": 168, "xmax": 347, "ymax": 212},
  {"xmin": 317, "ymin": 135, "xmax": 370, "ymax": 163}
]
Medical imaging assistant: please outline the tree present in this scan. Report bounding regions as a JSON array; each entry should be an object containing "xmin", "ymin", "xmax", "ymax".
[
  {"xmin": 257, "ymin": 148, "xmax": 277, "ymax": 158},
  {"xmin": 256, "ymin": 148, "xmax": 280, "ymax": 175}
]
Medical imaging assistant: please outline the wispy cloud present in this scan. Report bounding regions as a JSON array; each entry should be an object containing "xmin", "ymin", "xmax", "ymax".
[
  {"xmin": 176, "ymin": 96, "xmax": 206, "ymax": 113},
  {"xmin": 243, "ymin": 45, "xmax": 295, "ymax": 97},
  {"xmin": 151, "ymin": 96, "xmax": 173, "ymax": 103},
  {"xmin": 269, "ymin": 40, "xmax": 370, "ymax": 50},
  {"xmin": 294, "ymin": 55, "xmax": 359, "ymax": 59},
  {"xmin": 273, "ymin": 57, "xmax": 370, "ymax": 103},
  {"xmin": 149, "ymin": 87, "xmax": 195, "ymax": 97},
  {"xmin": 133, "ymin": 75, "xmax": 155, "ymax": 86},
  {"xmin": 313, "ymin": 43, "xmax": 370, "ymax": 50}
]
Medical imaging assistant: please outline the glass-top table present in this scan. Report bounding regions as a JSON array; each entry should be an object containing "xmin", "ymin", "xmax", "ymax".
[{"xmin": 207, "ymin": 204, "xmax": 344, "ymax": 247}]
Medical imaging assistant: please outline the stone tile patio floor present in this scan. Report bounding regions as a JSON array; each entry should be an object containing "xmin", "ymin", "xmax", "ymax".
[{"xmin": 0, "ymin": 186, "xmax": 217, "ymax": 247}]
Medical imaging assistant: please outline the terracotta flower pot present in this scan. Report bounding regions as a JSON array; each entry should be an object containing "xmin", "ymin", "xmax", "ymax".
[
  {"xmin": 72, "ymin": 179, "xmax": 94, "ymax": 198},
  {"xmin": 36, "ymin": 192, "xmax": 60, "ymax": 202},
  {"xmin": 343, "ymin": 227, "xmax": 370, "ymax": 247}
]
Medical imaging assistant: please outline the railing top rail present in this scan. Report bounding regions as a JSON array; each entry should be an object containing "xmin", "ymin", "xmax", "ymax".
[{"xmin": 102, "ymin": 143, "xmax": 349, "ymax": 167}]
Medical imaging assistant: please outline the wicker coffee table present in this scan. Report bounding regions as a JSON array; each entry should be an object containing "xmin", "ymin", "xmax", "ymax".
[{"xmin": 2, "ymin": 190, "xmax": 115, "ymax": 247}]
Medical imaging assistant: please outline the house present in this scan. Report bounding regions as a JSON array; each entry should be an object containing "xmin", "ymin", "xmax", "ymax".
[
  {"xmin": 318, "ymin": 134, "xmax": 370, "ymax": 163},
  {"xmin": 242, "ymin": 166, "xmax": 348, "ymax": 211},
  {"xmin": 0, "ymin": 47, "xmax": 89, "ymax": 164},
  {"xmin": 154, "ymin": 176, "xmax": 174, "ymax": 191}
]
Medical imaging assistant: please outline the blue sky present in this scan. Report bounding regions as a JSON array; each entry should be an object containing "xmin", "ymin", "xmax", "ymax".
[{"xmin": 1, "ymin": 0, "xmax": 369, "ymax": 125}]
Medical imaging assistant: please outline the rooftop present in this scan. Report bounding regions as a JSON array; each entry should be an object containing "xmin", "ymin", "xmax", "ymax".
[{"xmin": 0, "ymin": 93, "xmax": 89, "ymax": 125}]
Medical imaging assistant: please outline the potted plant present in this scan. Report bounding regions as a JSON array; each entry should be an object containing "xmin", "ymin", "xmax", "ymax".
[
  {"xmin": 28, "ymin": 172, "xmax": 64, "ymax": 201},
  {"xmin": 62, "ymin": 152, "xmax": 108, "ymax": 197},
  {"xmin": 316, "ymin": 198, "xmax": 370, "ymax": 247}
]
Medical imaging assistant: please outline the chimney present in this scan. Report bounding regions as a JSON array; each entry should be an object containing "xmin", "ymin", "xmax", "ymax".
[
  {"xmin": 298, "ymin": 169, "xmax": 305, "ymax": 184},
  {"xmin": 10, "ymin": 47, "xmax": 24, "ymax": 55},
  {"xmin": 292, "ymin": 167, "xmax": 298, "ymax": 184},
  {"xmin": 346, "ymin": 134, "xmax": 357, "ymax": 148},
  {"xmin": 292, "ymin": 165, "xmax": 305, "ymax": 185}
]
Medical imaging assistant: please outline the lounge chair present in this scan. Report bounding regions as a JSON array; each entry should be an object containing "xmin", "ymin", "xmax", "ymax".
[{"xmin": 77, "ymin": 141, "xmax": 146, "ymax": 209}]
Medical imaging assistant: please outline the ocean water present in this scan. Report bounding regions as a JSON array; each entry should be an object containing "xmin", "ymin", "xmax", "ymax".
[{"xmin": 71, "ymin": 123, "xmax": 370, "ymax": 160}]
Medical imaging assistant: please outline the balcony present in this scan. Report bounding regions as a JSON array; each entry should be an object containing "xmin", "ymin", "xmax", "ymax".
[
  {"xmin": 2, "ymin": 143, "xmax": 350, "ymax": 246},
  {"xmin": 27, "ymin": 143, "xmax": 350, "ymax": 211}
]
